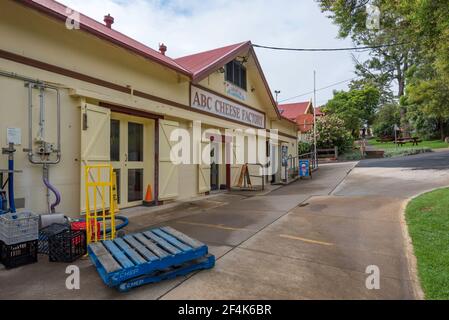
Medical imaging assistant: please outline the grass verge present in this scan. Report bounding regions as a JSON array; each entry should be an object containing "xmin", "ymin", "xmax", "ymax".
[
  {"xmin": 406, "ymin": 187, "xmax": 449, "ymax": 299},
  {"xmin": 370, "ymin": 139, "xmax": 449, "ymax": 150}
]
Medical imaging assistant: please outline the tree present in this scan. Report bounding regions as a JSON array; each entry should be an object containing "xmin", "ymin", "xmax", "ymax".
[
  {"xmin": 323, "ymin": 85, "xmax": 380, "ymax": 136},
  {"xmin": 372, "ymin": 103, "xmax": 400, "ymax": 137},
  {"xmin": 316, "ymin": 115, "xmax": 354, "ymax": 153},
  {"xmin": 317, "ymin": 0, "xmax": 418, "ymax": 122},
  {"xmin": 396, "ymin": 0, "xmax": 449, "ymax": 139}
]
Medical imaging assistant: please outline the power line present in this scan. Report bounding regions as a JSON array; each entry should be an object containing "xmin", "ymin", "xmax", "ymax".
[
  {"xmin": 279, "ymin": 77, "xmax": 356, "ymax": 103},
  {"xmin": 252, "ymin": 42, "xmax": 408, "ymax": 52}
]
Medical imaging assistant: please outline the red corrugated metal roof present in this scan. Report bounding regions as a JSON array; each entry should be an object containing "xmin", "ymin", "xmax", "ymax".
[
  {"xmin": 277, "ymin": 101, "xmax": 311, "ymax": 120},
  {"xmin": 315, "ymin": 107, "xmax": 324, "ymax": 116},
  {"xmin": 175, "ymin": 42, "xmax": 249, "ymax": 79},
  {"xmin": 296, "ymin": 114, "xmax": 314, "ymax": 133},
  {"xmin": 19, "ymin": 0, "xmax": 191, "ymax": 76}
]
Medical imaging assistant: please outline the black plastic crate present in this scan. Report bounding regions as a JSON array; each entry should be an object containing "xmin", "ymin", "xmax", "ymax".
[
  {"xmin": 0, "ymin": 239, "xmax": 38, "ymax": 269},
  {"xmin": 38, "ymin": 223, "xmax": 69, "ymax": 254},
  {"xmin": 49, "ymin": 229, "xmax": 86, "ymax": 262}
]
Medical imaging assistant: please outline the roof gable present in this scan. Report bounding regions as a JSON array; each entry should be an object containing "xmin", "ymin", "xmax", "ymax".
[
  {"xmin": 176, "ymin": 41, "xmax": 281, "ymax": 119},
  {"xmin": 175, "ymin": 42, "xmax": 249, "ymax": 80},
  {"xmin": 278, "ymin": 101, "xmax": 312, "ymax": 120}
]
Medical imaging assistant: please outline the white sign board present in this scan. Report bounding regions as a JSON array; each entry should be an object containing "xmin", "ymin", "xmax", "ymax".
[
  {"xmin": 191, "ymin": 86, "xmax": 265, "ymax": 129},
  {"xmin": 225, "ymin": 82, "xmax": 247, "ymax": 101},
  {"xmin": 6, "ymin": 128, "xmax": 21, "ymax": 145}
]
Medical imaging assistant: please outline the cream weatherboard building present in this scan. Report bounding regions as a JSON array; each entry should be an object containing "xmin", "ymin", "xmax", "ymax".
[{"xmin": 0, "ymin": 0, "xmax": 298, "ymax": 217}]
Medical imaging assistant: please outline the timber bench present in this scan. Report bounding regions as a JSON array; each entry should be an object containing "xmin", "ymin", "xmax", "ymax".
[{"xmin": 88, "ymin": 226, "xmax": 215, "ymax": 292}]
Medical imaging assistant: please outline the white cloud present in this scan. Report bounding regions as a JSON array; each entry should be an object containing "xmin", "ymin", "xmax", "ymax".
[{"xmin": 59, "ymin": 0, "xmax": 358, "ymax": 105}]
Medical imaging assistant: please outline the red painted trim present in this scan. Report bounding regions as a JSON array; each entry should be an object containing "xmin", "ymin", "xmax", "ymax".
[
  {"xmin": 99, "ymin": 102, "xmax": 164, "ymax": 119},
  {"xmin": 226, "ymin": 164, "xmax": 231, "ymax": 189},
  {"xmin": 0, "ymin": 49, "xmax": 131, "ymax": 94}
]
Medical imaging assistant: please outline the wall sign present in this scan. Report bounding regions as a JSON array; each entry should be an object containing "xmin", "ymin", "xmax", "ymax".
[
  {"xmin": 6, "ymin": 128, "xmax": 21, "ymax": 145},
  {"xmin": 225, "ymin": 82, "xmax": 247, "ymax": 101},
  {"xmin": 191, "ymin": 86, "xmax": 265, "ymax": 129}
]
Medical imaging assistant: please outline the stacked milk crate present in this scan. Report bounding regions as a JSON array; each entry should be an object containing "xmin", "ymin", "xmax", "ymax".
[{"xmin": 0, "ymin": 212, "xmax": 39, "ymax": 269}]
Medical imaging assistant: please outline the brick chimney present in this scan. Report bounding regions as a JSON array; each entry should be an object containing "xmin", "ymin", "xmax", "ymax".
[
  {"xmin": 159, "ymin": 43, "xmax": 167, "ymax": 55},
  {"xmin": 104, "ymin": 14, "xmax": 114, "ymax": 28}
]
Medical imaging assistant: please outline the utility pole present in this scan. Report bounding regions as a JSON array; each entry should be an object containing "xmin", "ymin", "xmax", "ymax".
[{"xmin": 313, "ymin": 71, "xmax": 317, "ymax": 169}]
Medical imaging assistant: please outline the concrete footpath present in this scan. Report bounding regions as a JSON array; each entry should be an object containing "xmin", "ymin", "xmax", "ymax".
[{"xmin": 1, "ymin": 151, "xmax": 448, "ymax": 299}]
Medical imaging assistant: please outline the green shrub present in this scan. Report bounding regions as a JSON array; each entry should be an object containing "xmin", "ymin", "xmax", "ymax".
[
  {"xmin": 298, "ymin": 141, "xmax": 312, "ymax": 155},
  {"xmin": 316, "ymin": 115, "xmax": 354, "ymax": 153},
  {"xmin": 339, "ymin": 151, "xmax": 363, "ymax": 161},
  {"xmin": 384, "ymin": 147, "xmax": 432, "ymax": 158}
]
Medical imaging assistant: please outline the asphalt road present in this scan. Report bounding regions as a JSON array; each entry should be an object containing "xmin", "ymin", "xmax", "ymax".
[{"xmin": 358, "ymin": 149, "xmax": 449, "ymax": 170}]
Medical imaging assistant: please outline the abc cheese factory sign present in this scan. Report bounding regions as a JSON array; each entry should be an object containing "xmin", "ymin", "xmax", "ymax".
[{"xmin": 191, "ymin": 86, "xmax": 265, "ymax": 129}]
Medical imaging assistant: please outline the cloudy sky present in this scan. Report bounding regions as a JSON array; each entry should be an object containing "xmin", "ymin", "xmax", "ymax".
[{"xmin": 59, "ymin": 0, "xmax": 362, "ymax": 106}]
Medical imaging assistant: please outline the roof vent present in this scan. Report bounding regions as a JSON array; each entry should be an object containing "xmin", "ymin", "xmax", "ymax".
[
  {"xmin": 159, "ymin": 43, "xmax": 167, "ymax": 55},
  {"xmin": 104, "ymin": 14, "xmax": 114, "ymax": 28}
]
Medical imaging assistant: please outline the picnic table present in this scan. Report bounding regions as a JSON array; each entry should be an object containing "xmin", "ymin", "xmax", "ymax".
[{"xmin": 394, "ymin": 137, "xmax": 422, "ymax": 146}]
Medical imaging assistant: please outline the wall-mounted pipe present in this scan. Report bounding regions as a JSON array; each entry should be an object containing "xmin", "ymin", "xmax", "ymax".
[
  {"xmin": 0, "ymin": 70, "xmax": 63, "ymax": 214},
  {"xmin": 43, "ymin": 164, "xmax": 60, "ymax": 213},
  {"xmin": 25, "ymin": 82, "xmax": 61, "ymax": 165}
]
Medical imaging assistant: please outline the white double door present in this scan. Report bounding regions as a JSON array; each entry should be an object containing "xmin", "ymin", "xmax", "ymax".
[{"xmin": 110, "ymin": 114, "xmax": 152, "ymax": 208}]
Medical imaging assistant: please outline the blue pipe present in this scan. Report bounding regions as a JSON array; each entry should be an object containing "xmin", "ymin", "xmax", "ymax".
[
  {"xmin": 8, "ymin": 159, "xmax": 15, "ymax": 213},
  {"xmin": 43, "ymin": 176, "xmax": 61, "ymax": 213}
]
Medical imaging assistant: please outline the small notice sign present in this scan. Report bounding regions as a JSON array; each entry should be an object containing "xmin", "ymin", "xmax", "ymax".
[
  {"xmin": 299, "ymin": 160, "xmax": 310, "ymax": 177},
  {"xmin": 6, "ymin": 128, "xmax": 21, "ymax": 145}
]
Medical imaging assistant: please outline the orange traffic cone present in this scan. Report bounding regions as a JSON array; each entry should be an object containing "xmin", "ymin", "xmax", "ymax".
[{"xmin": 143, "ymin": 184, "xmax": 155, "ymax": 206}]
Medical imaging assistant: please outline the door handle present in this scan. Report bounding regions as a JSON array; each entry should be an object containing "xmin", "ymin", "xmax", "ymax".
[{"xmin": 125, "ymin": 153, "xmax": 128, "ymax": 162}]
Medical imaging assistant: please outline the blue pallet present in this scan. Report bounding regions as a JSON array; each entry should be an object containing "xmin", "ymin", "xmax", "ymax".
[
  {"xmin": 87, "ymin": 226, "xmax": 215, "ymax": 289},
  {"xmin": 118, "ymin": 254, "xmax": 215, "ymax": 292}
]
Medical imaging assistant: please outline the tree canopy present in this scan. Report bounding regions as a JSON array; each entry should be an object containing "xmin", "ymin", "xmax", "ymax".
[
  {"xmin": 317, "ymin": 0, "xmax": 449, "ymax": 139},
  {"xmin": 323, "ymin": 85, "xmax": 380, "ymax": 136}
]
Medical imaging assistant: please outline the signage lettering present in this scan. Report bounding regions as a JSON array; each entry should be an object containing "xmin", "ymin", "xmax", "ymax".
[{"xmin": 191, "ymin": 87, "xmax": 265, "ymax": 128}]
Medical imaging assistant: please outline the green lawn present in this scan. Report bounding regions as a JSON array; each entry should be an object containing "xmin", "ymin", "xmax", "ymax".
[
  {"xmin": 406, "ymin": 188, "xmax": 449, "ymax": 299},
  {"xmin": 369, "ymin": 139, "xmax": 449, "ymax": 150}
]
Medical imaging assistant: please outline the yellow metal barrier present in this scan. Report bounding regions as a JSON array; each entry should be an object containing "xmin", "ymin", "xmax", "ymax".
[{"xmin": 84, "ymin": 164, "xmax": 116, "ymax": 244}]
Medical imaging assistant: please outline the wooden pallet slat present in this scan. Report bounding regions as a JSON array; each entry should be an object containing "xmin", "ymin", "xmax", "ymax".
[
  {"xmin": 123, "ymin": 235, "xmax": 158, "ymax": 262},
  {"xmin": 114, "ymin": 238, "xmax": 146, "ymax": 265},
  {"xmin": 161, "ymin": 226, "xmax": 204, "ymax": 249},
  {"xmin": 103, "ymin": 240, "xmax": 135, "ymax": 269},
  {"xmin": 134, "ymin": 233, "xmax": 169, "ymax": 258},
  {"xmin": 89, "ymin": 242, "xmax": 122, "ymax": 273},
  {"xmin": 152, "ymin": 228, "xmax": 193, "ymax": 252},
  {"xmin": 142, "ymin": 231, "xmax": 181, "ymax": 255}
]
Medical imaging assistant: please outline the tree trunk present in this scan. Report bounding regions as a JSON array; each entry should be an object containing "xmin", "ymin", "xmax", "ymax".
[{"xmin": 440, "ymin": 119, "xmax": 446, "ymax": 140}]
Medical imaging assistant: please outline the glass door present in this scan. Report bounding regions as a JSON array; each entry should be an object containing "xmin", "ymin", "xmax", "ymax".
[{"xmin": 110, "ymin": 114, "xmax": 147, "ymax": 208}]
